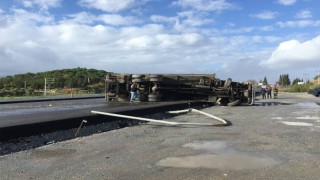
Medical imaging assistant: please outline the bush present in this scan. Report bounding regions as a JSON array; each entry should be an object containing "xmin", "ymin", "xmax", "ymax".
[{"xmin": 288, "ymin": 83, "xmax": 314, "ymax": 92}]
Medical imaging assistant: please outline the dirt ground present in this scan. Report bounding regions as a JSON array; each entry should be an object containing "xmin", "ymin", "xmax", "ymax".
[{"xmin": 1, "ymin": 92, "xmax": 320, "ymax": 180}]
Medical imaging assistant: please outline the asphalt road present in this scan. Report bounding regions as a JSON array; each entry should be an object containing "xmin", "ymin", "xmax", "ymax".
[
  {"xmin": 0, "ymin": 98, "xmax": 194, "ymax": 128},
  {"xmin": 0, "ymin": 92, "xmax": 320, "ymax": 180}
]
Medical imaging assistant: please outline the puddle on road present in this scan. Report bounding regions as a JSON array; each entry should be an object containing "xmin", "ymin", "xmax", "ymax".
[
  {"xmin": 255, "ymin": 102, "xmax": 291, "ymax": 106},
  {"xmin": 157, "ymin": 141, "xmax": 281, "ymax": 170},
  {"xmin": 182, "ymin": 141, "xmax": 227, "ymax": 152}
]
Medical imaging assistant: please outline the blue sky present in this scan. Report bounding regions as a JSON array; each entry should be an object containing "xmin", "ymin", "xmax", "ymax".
[{"xmin": 0, "ymin": 0, "xmax": 320, "ymax": 84}]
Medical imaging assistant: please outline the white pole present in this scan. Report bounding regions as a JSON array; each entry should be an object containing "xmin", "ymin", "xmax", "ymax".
[
  {"xmin": 44, "ymin": 78, "xmax": 47, "ymax": 97},
  {"xmin": 91, "ymin": 109, "xmax": 228, "ymax": 126},
  {"xmin": 190, "ymin": 108, "xmax": 228, "ymax": 125}
]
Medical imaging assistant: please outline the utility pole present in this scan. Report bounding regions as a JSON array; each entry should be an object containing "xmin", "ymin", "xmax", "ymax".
[
  {"xmin": 316, "ymin": 71, "xmax": 320, "ymax": 86},
  {"xmin": 44, "ymin": 78, "xmax": 55, "ymax": 97}
]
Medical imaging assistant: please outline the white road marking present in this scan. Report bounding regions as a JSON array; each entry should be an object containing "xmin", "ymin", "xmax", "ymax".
[
  {"xmin": 295, "ymin": 116, "xmax": 320, "ymax": 120},
  {"xmin": 272, "ymin": 117, "xmax": 283, "ymax": 120},
  {"xmin": 281, "ymin": 121, "xmax": 313, "ymax": 127}
]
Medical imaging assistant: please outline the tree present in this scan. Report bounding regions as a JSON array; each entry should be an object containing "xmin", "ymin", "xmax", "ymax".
[
  {"xmin": 278, "ymin": 74, "xmax": 291, "ymax": 86},
  {"xmin": 263, "ymin": 76, "xmax": 268, "ymax": 85},
  {"xmin": 0, "ymin": 68, "xmax": 108, "ymax": 97},
  {"xmin": 292, "ymin": 78, "xmax": 303, "ymax": 85}
]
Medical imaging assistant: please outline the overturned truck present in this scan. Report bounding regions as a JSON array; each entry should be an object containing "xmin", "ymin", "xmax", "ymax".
[{"xmin": 105, "ymin": 73, "xmax": 255, "ymax": 106}]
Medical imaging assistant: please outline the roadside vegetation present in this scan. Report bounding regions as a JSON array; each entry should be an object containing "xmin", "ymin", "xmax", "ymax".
[
  {"xmin": 286, "ymin": 83, "xmax": 319, "ymax": 93},
  {"xmin": 278, "ymin": 74, "xmax": 319, "ymax": 93},
  {"xmin": 260, "ymin": 74, "xmax": 320, "ymax": 93},
  {"xmin": 0, "ymin": 68, "xmax": 108, "ymax": 99}
]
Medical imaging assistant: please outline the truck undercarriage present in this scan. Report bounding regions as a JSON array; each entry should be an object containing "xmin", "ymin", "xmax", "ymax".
[{"xmin": 105, "ymin": 73, "xmax": 255, "ymax": 106}]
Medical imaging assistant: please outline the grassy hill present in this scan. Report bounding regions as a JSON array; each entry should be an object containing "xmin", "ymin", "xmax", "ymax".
[{"xmin": 0, "ymin": 68, "xmax": 108, "ymax": 97}]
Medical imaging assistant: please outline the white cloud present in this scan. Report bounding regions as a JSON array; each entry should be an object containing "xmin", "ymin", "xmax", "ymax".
[
  {"xmin": 0, "ymin": 2, "xmax": 305, "ymax": 83},
  {"xmin": 177, "ymin": 11, "xmax": 214, "ymax": 27},
  {"xmin": 277, "ymin": 0, "xmax": 297, "ymax": 6},
  {"xmin": 261, "ymin": 36, "xmax": 320, "ymax": 70},
  {"xmin": 60, "ymin": 12, "xmax": 141, "ymax": 26},
  {"xmin": 60, "ymin": 12, "xmax": 96, "ymax": 24},
  {"xmin": 223, "ymin": 27, "xmax": 254, "ymax": 34},
  {"xmin": 295, "ymin": 10, "xmax": 312, "ymax": 19},
  {"xmin": 151, "ymin": 11, "xmax": 214, "ymax": 31},
  {"xmin": 259, "ymin": 26, "xmax": 275, "ymax": 32},
  {"xmin": 12, "ymin": 9, "xmax": 54, "ymax": 24},
  {"xmin": 1, "ymin": 7, "xmax": 264, "ymax": 77},
  {"xmin": 21, "ymin": 0, "xmax": 61, "ymax": 11},
  {"xmin": 222, "ymin": 26, "xmax": 275, "ymax": 34},
  {"xmin": 0, "ymin": 8, "xmax": 255, "ymax": 77},
  {"xmin": 78, "ymin": 0, "xmax": 136, "ymax": 13},
  {"xmin": 277, "ymin": 20, "xmax": 320, "ymax": 28},
  {"xmin": 98, "ymin": 14, "xmax": 141, "ymax": 26},
  {"xmin": 250, "ymin": 11, "xmax": 278, "ymax": 20},
  {"xmin": 22, "ymin": 1, "xmax": 33, "ymax": 8},
  {"xmin": 150, "ymin": 15, "xmax": 177, "ymax": 24},
  {"xmin": 172, "ymin": 0, "xmax": 239, "ymax": 12},
  {"xmin": 0, "ymin": 9, "xmax": 8, "ymax": 27}
]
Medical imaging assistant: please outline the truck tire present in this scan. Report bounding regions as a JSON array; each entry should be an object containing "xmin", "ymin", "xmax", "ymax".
[
  {"xmin": 149, "ymin": 74, "xmax": 162, "ymax": 78},
  {"xmin": 148, "ymin": 94, "xmax": 162, "ymax": 102},
  {"xmin": 224, "ymin": 78, "xmax": 232, "ymax": 88},
  {"xmin": 132, "ymin": 78, "xmax": 143, "ymax": 83},
  {"xmin": 106, "ymin": 79, "xmax": 116, "ymax": 83},
  {"xmin": 149, "ymin": 77, "xmax": 163, "ymax": 82},
  {"xmin": 132, "ymin": 74, "xmax": 142, "ymax": 78}
]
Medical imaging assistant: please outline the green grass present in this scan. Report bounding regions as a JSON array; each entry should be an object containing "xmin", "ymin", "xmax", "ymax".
[{"xmin": 286, "ymin": 83, "xmax": 320, "ymax": 93}]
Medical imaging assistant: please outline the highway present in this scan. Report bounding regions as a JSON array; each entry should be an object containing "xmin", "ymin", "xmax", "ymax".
[
  {"xmin": 0, "ymin": 97, "xmax": 203, "ymax": 128},
  {"xmin": 1, "ymin": 92, "xmax": 320, "ymax": 179}
]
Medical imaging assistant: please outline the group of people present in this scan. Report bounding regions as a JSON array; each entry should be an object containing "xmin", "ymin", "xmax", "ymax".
[{"xmin": 261, "ymin": 85, "xmax": 278, "ymax": 99}]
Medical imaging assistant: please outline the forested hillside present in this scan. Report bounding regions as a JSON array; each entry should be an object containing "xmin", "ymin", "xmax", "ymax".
[{"xmin": 0, "ymin": 68, "xmax": 108, "ymax": 96}]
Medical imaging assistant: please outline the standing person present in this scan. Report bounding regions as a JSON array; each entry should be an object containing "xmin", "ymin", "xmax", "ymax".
[
  {"xmin": 130, "ymin": 82, "xmax": 138, "ymax": 102},
  {"xmin": 261, "ymin": 86, "xmax": 267, "ymax": 99},
  {"xmin": 273, "ymin": 85, "xmax": 278, "ymax": 99},
  {"xmin": 267, "ymin": 86, "xmax": 272, "ymax": 99}
]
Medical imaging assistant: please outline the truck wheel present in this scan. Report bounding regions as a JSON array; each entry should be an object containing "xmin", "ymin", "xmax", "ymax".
[
  {"xmin": 149, "ymin": 74, "xmax": 162, "ymax": 78},
  {"xmin": 132, "ymin": 74, "xmax": 143, "ymax": 78},
  {"xmin": 224, "ymin": 78, "xmax": 232, "ymax": 88},
  {"xmin": 150, "ymin": 77, "xmax": 163, "ymax": 82},
  {"xmin": 148, "ymin": 94, "xmax": 162, "ymax": 102},
  {"xmin": 106, "ymin": 79, "xmax": 116, "ymax": 83},
  {"xmin": 132, "ymin": 78, "xmax": 143, "ymax": 83}
]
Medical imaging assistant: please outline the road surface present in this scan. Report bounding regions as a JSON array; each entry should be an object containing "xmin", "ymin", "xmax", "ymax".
[{"xmin": 0, "ymin": 92, "xmax": 320, "ymax": 180}]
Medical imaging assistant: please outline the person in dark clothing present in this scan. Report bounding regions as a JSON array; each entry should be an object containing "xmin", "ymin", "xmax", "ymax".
[
  {"xmin": 267, "ymin": 86, "xmax": 272, "ymax": 99},
  {"xmin": 261, "ymin": 87, "xmax": 267, "ymax": 99}
]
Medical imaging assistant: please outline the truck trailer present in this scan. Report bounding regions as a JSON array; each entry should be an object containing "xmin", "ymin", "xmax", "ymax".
[{"xmin": 105, "ymin": 73, "xmax": 255, "ymax": 106}]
